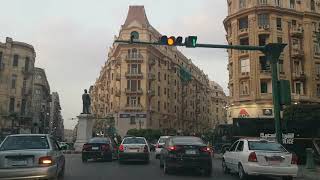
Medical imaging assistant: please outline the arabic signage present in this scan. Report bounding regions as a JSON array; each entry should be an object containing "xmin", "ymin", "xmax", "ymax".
[{"xmin": 260, "ymin": 133, "xmax": 295, "ymax": 144}]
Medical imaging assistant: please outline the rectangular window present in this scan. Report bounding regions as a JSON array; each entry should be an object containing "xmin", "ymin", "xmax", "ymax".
[
  {"xmin": 174, "ymin": 93, "xmax": 176, "ymax": 99},
  {"xmin": 239, "ymin": 0, "xmax": 246, "ymax": 9},
  {"xmin": 239, "ymin": 17, "xmax": 248, "ymax": 29},
  {"xmin": 279, "ymin": 60, "xmax": 284, "ymax": 73},
  {"xmin": 11, "ymin": 75, "xmax": 17, "ymax": 89},
  {"xmin": 13, "ymin": 55, "xmax": 19, "ymax": 67},
  {"xmin": 260, "ymin": 56, "xmax": 270, "ymax": 70},
  {"xmin": 164, "ymin": 73, "xmax": 166, "ymax": 80},
  {"xmin": 158, "ymin": 72, "xmax": 160, "ymax": 81},
  {"xmin": 317, "ymin": 84, "xmax": 320, "ymax": 96},
  {"xmin": 158, "ymin": 101, "xmax": 160, "ymax": 111},
  {"xmin": 240, "ymin": 58, "xmax": 250, "ymax": 73},
  {"xmin": 275, "ymin": 0, "xmax": 281, "ymax": 7},
  {"xmin": 164, "ymin": 88, "xmax": 166, "ymax": 95},
  {"xmin": 258, "ymin": 0, "xmax": 268, "ymax": 5},
  {"xmin": 315, "ymin": 43, "xmax": 320, "ymax": 55},
  {"xmin": 21, "ymin": 99, "xmax": 26, "ymax": 115},
  {"xmin": 9, "ymin": 97, "xmax": 15, "ymax": 112},
  {"xmin": 164, "ymin": 102, "xmax": 166, "ymax": 110},
  {"xmin": 311, "ymin": 0, "xmax": 316, "ymax": 11},
  {"xmin": 296, "ymin": 83, "xmax": 301, "ymax": 94},
  {"xmin": 130, "ymin": 116, "xmax": 136, "ymax": 125},
  {"xmin": 0, "ymin": 52, "xmax": 2, "ymax": 67},
  {"xmin": 158, "ymin": 86, "xmax": 160, "ymax": 96},
  {"xmin": 240, "ymin": 37, "xmax": 249, "ymax": 45},
  {"xmin": 261, "ymin": 81, "xmax": 268, "ymax": 93},
  {"xmin": 277, "ymin": 37, "xmax": 283, "ymax": 43},
  {"xmin": 290, "ymin": 0, "xmax": 295, "ymax": 9},
  {"xmin": 316, "ymin": 64, "xmax": 320, "ymax": 75},
  {"xmin": 259, "ymin": 34, "xmax": 269, "ymax": 46},
  {"xmin": 276, "ymin": 18, "xmax": 282, "ymax": 30},
  {"xmin": 258, "ymin": 14, "xmax": 269, "ymax": 26}
]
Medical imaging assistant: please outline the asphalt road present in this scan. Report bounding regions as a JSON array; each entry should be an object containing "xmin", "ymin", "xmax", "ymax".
[{"xmin": 63, "ymin": 153, "xmax": 297, "ymax": 180}]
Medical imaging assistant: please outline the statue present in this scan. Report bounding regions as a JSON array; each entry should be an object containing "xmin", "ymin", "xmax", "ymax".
[{"xmin": 82, "ymin": 89, "xmax": 91, "ymax": 114}]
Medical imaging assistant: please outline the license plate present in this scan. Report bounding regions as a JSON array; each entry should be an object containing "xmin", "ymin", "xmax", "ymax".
[
  {"xmin": 268, "ymin": 160, "xmax": 281, "ymax": 165},
  {"xmin": 128, "ymin": 149, "xmax": 138, "ymax": 153},
  {"xmin": 92, "ymin": 147, "xmax": 99, "ymax": 150},
  {"xmin": 185, "ymin": 150, "xmax": 196, "ymax": 155},
  {"xmin": 11, "ymin": 160, "xmax": 27, "ymax": 166}
]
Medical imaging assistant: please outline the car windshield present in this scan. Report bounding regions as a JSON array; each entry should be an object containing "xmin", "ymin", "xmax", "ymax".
[
  {"xmin": 172, "ymin": 137, "xmax": 204, "ymax": 145},
  {"xmin": 89, "ymin": 138, "xmax": 110, "ymax": 144},
  {"xmin": 248, "ymin": 141, "xmax": 287, "ymax": 152},
  {"xmin": 0, "ymin": 136, "xmax": 50, "ymax": 151},
  {"xmin": 159, "ymin": 137, "xmax": 169, "ymax": 143},
  {"xmin": 123, "ymin": 138, "xmax": 146, "ymax": 144}
]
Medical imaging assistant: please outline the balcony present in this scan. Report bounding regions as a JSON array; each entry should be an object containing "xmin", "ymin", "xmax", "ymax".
[
  {"xmin": 125, "ymin": 88, "xmax": 143, "ymax": 95},
  {"xmin": 124, "ymin": 104, "xmax": 143, "ymax": 111},
  {"xmin": 125, "ymin": 72, "xmax": 143, "ymax": 79},
  {"xmin": 260, "ymin": 69, "xmax": 271, "ymax": 78},
  {"xmin": 239, "ymin": 72, "xmax": 250, "ymax": 79},
  {"xmin": 115, "ymin": 73, "xmax": 121, "ymax": 81},
  {"xmin": 147, "ymin": 89, "xmax": 155, "ymax": 97},
  {"xmin": 258, "ymin": 25, "xmax": 271, "ymax": 33},
  {"xmin": 292, "ymin": 72, "xmax": 306, "ymax": 81},
  {"xmin": 291, "ymin": 49, "xmax": 304, "ymax": 59},
  {"xmin": 239, "ymin": 28, "xmax": 248, "ymax": 36},
  {"xmin": 290, "ymin": 27, "xmax": 303, "ymax": 38},
  {"xmin": 147, "ymin": 73, "xmax": 156, "ymax": 80},
  {"xmin": 239, "ymin": 50, "xmax": 249, "ymax": 58},
  {"xmin": 125, "ymin": 54, "xmax": 143, "ymax": 63},
  {"xmin": 148, "ymin": 59, "xmax": 156, "ymax": 65}
]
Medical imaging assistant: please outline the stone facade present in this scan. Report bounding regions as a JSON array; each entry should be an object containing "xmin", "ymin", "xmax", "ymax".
[
  {"xmin": 224, "ymin": 0, "xmax": 320, "ymax": 122},
  {"xmin": 50, "ymin": 92, "xmax": 64, "ymax": 141},
  {"xmin": 91, "ymin": 6, "xmax": 227, "ymax": 137},
  {"xmin": 31, "ymin": 68, "xmax": 51, "ymax": 133},
  {"xmin": 0, "ymin": 37, "xmax": 36, "ymax": 136}
]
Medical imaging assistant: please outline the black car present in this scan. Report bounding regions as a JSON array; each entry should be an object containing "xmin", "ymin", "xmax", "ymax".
[
  {"xmin": 82, "ymin": 137, "xmax": 117, "ymax": 162},
  {"xmin": 159, "ymin": 136, "xmax": 212, "ymax": 176}
]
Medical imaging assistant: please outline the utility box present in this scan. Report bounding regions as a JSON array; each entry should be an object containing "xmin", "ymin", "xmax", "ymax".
[{"xmin": 279, "ymin": 80, "xmax": 291, "ymax": 105}]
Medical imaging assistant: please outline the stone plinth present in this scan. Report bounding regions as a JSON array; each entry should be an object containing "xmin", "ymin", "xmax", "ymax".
[{"xmin": 74, "ymin": 114, "xmax": 95, "ymax": 152}]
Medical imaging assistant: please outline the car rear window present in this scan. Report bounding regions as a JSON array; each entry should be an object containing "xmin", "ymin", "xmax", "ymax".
[
  {"xmin": 172, "ymin": 137, "xmax": 204, "ymax": 145},
  {"xmin": 159, "ymin": 137, "xmax": 169, "ymax": 143},
  {"xmin": 89, "ymin": 138, "xmax": 110, "ymax": 144},
  {"xmin": 248, "ymin": 141, "xmax": 287, "ymax": 152},
  {"xmin": 123, "ymin": 138, "xmax": 146, "ymax": 144},
  {"xmin": 0, "ymin": 136, "xmax": 49, "ymax": 151}
]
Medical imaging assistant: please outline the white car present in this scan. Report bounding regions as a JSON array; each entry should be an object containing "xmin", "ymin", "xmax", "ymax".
[
  {"xmin": 118, "ymin": 137, "xmax": 150, "ymax": 163},
  {"xmin": 155, "ymin": 136, "xmax": 171, "ymax": 159},
  {"xmin": 222, "ymin": 138, "xmax": 298, "ymax": 180}
]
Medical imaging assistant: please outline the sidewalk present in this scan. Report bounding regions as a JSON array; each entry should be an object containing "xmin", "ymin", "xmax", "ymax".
[{"xmin": 298, "ymin": 166, "xmax": 320, "ymax": 180}]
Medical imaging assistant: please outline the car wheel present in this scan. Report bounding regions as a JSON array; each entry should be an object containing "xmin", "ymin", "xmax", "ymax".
[
  {"xmin": 238, "ymin": 164, "xmax": 248, "ymax": 180},
  {"xmin": 163, "ymin": 160, "xmax": 171, "ymax": 174},
  {"xmin": 282, "ymin": 176, "xmax": 293, "ymax": 180},
  {"xmin": 222, "ymin": 159, "xmax": 230, "ymax": 174}
]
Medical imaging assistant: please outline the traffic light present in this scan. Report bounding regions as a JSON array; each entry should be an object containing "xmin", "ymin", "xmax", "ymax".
[
  {"xmin": 185, "ymin": 36, "xmax": 197, "ymax": 48},
  {"xmin": 160, "ymin": 36, "xmax": 183, "ymax": 46}
]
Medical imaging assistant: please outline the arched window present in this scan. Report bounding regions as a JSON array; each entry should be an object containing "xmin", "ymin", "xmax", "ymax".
[{"xmin": 130, "ymin": 31, "xmax": 139, "ymax": 40}]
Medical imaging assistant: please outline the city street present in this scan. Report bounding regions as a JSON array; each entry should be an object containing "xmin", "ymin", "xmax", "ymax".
[{"xmin": 63, "ymin": 153, "xmax": 296, "ymax": 180}]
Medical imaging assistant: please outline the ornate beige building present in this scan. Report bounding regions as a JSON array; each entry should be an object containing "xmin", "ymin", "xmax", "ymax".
[
  {"xmin": 91, "ymin": 6, "xmax": 227, "ymax": 137},
  {"xmin": 0, "ymin": 37, "xmax": 36, "ymax": 136},
  {"xmin": 224, "ymin": 0, "xmax": 320, "ymax": 121}
]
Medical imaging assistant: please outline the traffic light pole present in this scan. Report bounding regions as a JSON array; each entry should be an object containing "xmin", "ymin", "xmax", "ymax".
[{"xmin": 115, "ymin": 39, "xmax": 286, "ymax": 144}]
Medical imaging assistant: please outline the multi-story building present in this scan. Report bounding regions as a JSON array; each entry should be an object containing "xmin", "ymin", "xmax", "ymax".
[
  {"xmin": 32, "ymin": 68, "xmax": 51, "ymax": 133},
  {"xmin": 0, "ymin": 37, "xmax": 36, "ymax": 136},
  {"xmin": 50, "ymin": 92, "xmax": 64, "ymax": 141},
  {"xmin": 208, "ymin": 81, "xmax": 228, "ymax": 127},
  {"xmin": 224, "ymin": 0, "xmax": 320, "ymax": 121},
  {"xmin": 91, "ymin": 6, "xmax": 227, "ymax": 137}
]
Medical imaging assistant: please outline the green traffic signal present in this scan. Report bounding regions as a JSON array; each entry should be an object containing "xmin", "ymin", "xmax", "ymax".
[{"xmin": 185, "ymin": 36, "xmax": 197, "ymax": 48}]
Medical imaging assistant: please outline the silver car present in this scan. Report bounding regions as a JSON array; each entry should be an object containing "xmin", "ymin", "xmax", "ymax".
[{"xmin": 0, "ymin": 134, "xmax": 65, "ymax": 180}]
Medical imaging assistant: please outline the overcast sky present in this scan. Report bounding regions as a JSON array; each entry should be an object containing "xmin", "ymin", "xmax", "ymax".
[{"xmin": 0, "ymin": 0, "xmax": 229, "ymax": 130}]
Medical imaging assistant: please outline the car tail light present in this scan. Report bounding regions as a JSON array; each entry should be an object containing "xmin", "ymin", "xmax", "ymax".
[
  {"xmin": 82, "ymin": 144, "xmax": 92, "ymax": 151},
  {"xmin": 291, "ymin": 154, "xmax": 298, "ymax": 164},
  {"xmin": 144, "ymin": 145, "xmax": 149, "ymax": 153},
  {"xmin": 119, "ymin": 144, "xmax": 124, "ymax": 152},
  {"xmin": 200, "ymin": 146, "xmax": 212, "ymax": 154},
  {"xmin": 248, "ymin": 152, "xmax": 258, "ymax": 162},
  {"xmin": 39, "ymin": 156, "xmax": 53, "ymax": 166},
  {"xmin": 167, "ymin": 146, "xmax": 176, "ymax": 151},
  {"xmin": 101, "ymin": 144, "xmax": 109, "ymax": 151}
]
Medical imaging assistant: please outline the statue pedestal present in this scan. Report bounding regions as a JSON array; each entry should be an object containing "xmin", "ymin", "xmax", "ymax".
[{"xmin": 74, "ymin": 114, "xmax": 95, "ymax": 152}]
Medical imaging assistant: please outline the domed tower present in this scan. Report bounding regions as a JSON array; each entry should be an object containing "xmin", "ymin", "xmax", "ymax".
[{"xmin": 224, "ymin": 0, "xmax": 320, "ymax": 120}]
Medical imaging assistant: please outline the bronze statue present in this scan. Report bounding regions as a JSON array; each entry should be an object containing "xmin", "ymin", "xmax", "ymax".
[{"xmin": 82, "ymin": 89, "xmax": 91, "ymax": 114}]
